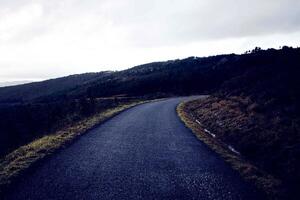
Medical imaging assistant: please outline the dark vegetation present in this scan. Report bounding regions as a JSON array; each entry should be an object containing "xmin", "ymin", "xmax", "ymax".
[
  {"xmin": 0, "ymin": 97, "xmax": 142, "ymax": 157},
  {"xmin": 0, "ymin": 46, "xmax": 299, "ymax": 197},
  {"xmin": 0, "ymin": 54, "xmax": 242, "ymax": 103},
  {"xmin": 180, "ymin": 46, "xmax": 300, "ymax": 198}
]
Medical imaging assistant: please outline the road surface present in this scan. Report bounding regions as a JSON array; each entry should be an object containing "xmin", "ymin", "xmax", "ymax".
[{"xmin": 4, "ymin": 97, "xmax": 262, "ymax": 200}]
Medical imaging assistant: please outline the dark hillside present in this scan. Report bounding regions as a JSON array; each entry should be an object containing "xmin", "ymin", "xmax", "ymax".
[
  {"xmin": 0, "ymin": 55, "xmax": 240, "ymax": 103},
  {"xmin": 0, "ymin": 97, "xmax": 139, "ymax": 157},
  {"xmin": 184, "ymin": 47, "xmax": 300, "ymax": 198},
  {"xmin": 0, "ymin": 48, "xmax": 299, "ymax": 104},
  {"xmin": 0, "ymin": 72, "xmax": 112, "ymax": 103},
  {"xmin": 0, "ymin": 47, "xmax": 299, "ymax": 196}
]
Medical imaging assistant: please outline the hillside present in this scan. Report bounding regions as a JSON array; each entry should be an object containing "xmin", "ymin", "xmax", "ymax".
[
  {"xmin": 0, "ymin": 47, "xmax": 299, "ymax": 192},
  {"xmin": 1, "ymin": 47, "xmax": 299, "ymax": 105},
  {"xmin": 0, "ymin": 54, "xmax": 239, "ymax": 103},
  {"xmin": 0, "ymin": 72, "xmax": 111, "ymax": 103},
  {"xmin": 181, "ymin": 47, "xmax": 300, "ymax": 198},
  {"xmin": 0, "ymin": 81, "xmax": 33, "ymax": 87}
]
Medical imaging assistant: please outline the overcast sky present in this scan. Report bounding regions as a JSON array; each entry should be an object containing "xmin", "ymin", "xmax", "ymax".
[{"xmin": 0, "ymin": 0, "xmax": 300, "ymax": 82}]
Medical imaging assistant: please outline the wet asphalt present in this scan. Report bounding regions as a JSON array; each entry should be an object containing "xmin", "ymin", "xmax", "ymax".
[{"xmin": 4, "ymin": 97, "xmax": 263, "ymax": 200}]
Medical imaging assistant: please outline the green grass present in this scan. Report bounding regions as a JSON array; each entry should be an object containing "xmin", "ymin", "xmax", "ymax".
[
  {"xmin": 0, "ymin": 100, "xmax": 151, "ymax": 194},
  {"xmin": 177, "ymin": 101, "xmax": 283, "ymax": 199}
]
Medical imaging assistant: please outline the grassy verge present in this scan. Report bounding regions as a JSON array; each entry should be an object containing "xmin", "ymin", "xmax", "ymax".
[
  {"xmin": 177, "ymin": 100, "xmax": 284, "ymax": 199},
  {"xmin": 0, "ymin": 99, "xmax": 152, "ymax": 194}
]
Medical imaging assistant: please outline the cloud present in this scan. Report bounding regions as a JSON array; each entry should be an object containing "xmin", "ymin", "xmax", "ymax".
[
  {"xmin": 2, "ymin": 0, "xmax": 300, "ymax": 45},
  {"xmin": 0, "ymin": 3, "xmax": 43, "ymax": 41},
  {"xmin": 0, "ymin": 0, "xmax": 299, "ymax": 81},
  {"xmin": 103, "ymin": 0, "xmax": 300, "ymax": 46}
]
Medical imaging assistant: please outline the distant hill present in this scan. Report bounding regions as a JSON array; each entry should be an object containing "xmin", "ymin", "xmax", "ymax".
[
  {"xmin": 0, "ymin": 46, "xmax": 299, "ymax": 159},
  {"xmin": 0, "ymin": 81, "xmax": 33, "ymax": 87},
  {"xmin": 0, "ymin": 72, "xmax": 112, "ymax": 103},
  {"xmin": 0, "ymin": 54, "xmax": 245, "ymax": 103},
  {"xmin": 0, "ymin": 47, "xmax": 299, "ymax": 104}
]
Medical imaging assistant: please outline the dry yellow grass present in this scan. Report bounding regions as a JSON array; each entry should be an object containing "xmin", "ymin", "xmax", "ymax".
[
  {"xmin": 0, "ymin": 100, "xmax": 150, "ymax": 193},
  {"xmin": 177, "ymin": 101, "xmax": 284, "ymax": 199}
]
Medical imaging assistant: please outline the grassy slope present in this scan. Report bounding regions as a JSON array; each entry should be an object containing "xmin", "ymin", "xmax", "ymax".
[
  {"xmin": 176, "ymin": 47, "xmax": 300, "ymax": 199},
  {"xmin": 0, "ymin": 100, "xmax": 151, "ymax": 194},
  {"xmin": 177, "ymin": 100, "xmax": 284, "ymax": 199}
]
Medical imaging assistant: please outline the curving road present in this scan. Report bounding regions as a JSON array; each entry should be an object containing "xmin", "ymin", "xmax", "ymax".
[{"xmin": 4, "ymin": 97, "xmax": 262, "ymax": 200}]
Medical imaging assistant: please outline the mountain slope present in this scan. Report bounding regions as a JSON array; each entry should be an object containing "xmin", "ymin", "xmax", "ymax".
[
  {"xmin": 0, "ymin": 46, "xmax": 299, "ymax": 164},
  {"xmin": 0, "ymin": 55, "xmax": 238, "ymax": 103},
  {"xmin": 180, "ymin": 47, "xmax": 300, "ymax": 198},
  {"xmin": 1, "ymin": 47, "xmax": 299, "ymax": 104},
  {"xmin": 0, "ymin": 72, "xmax": 112, "ymax": 103}
]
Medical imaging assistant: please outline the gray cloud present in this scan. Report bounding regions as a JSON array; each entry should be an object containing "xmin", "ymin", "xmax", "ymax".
[
  {"xmin": 0, "ymin": 0, "xmax": 299, "ymax": 81},
  {"xmin": 107, "ymin": 0, "xmax": 300, "ymax": 46},
  {"xmin": 1, "ymin": 0, "xmax": 300, "ymax": 45}
]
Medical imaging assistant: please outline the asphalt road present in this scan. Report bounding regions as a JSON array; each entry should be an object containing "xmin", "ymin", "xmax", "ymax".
[{"xmin": 4, "ymin": 97, "xmax": 262, "ymax": 200}]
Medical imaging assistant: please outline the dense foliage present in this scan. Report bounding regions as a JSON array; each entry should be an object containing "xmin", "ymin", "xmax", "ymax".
[{"xmin": 0, "ymin": 97, "xmax": 138, "ymax": 157}]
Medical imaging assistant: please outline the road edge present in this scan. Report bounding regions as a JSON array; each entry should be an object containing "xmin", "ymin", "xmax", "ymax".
[
  {"xmin": 0, "ymin": 99, "xmax": 160, "ymax": 195},
  {"xmin": 176, "ymin": 99, "xmax": 283, "ymax": 199}
]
